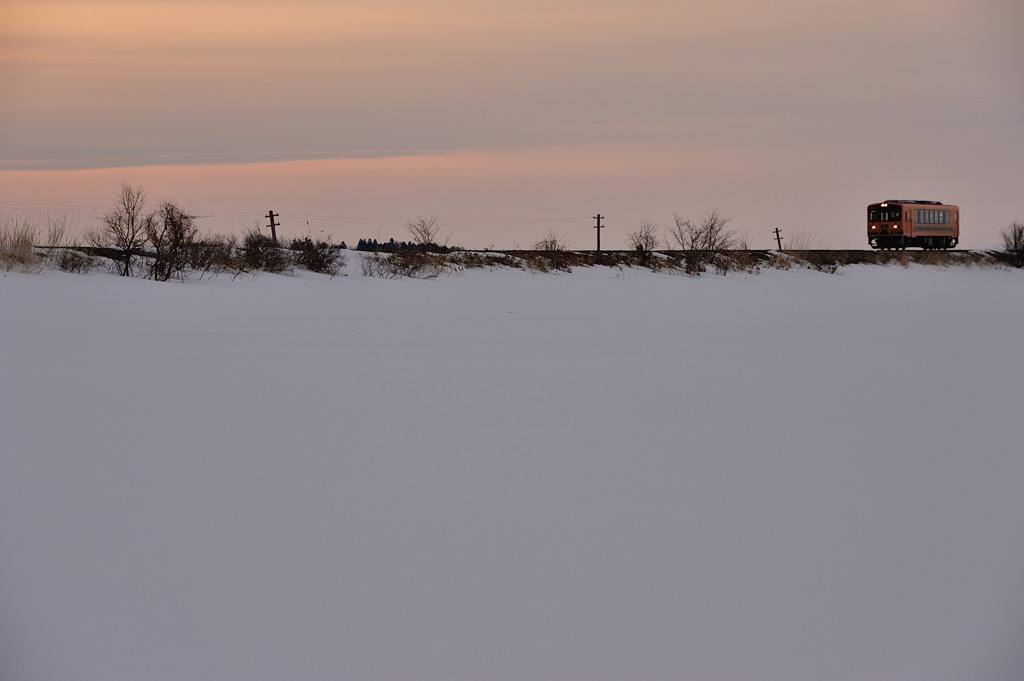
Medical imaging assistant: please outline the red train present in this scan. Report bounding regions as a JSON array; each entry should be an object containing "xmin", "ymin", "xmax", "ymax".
[{"xmin": 867, "ymin": 200, "xmax": 959, "ymax": 250}]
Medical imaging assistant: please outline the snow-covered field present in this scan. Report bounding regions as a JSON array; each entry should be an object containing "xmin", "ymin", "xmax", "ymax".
[{"xmin": 2, "ymin": 260, "xmax": 1023, "ymax": 681}]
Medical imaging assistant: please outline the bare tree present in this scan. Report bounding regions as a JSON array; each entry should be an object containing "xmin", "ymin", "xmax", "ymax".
[
  {"xmin": 406, "ymin": 215, "xmax": 442, "ymax": 248},
  {"xmin": 103, "ymin": 183, "xmax": 153, "ymax": 276},
  {"xmin": 626, "ymin": 220, "xmax": 660, "ymax": 253},
  {"xmin": 1003, "ymin": 220, "xmax": 1024, "ymax": 268},
  {"xmin": 146, "ymin": 201, "xmax": 199, "ymax": 281}
]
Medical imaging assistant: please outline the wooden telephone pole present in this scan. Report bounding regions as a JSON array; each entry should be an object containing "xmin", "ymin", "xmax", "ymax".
[
  {"xmin": 266, "ymin": 210, "xmax": 280, "ymax": 244},
  {"xmin": 594, "ymin": 214, "xmax": 604, "ymax": 252},
  {"xmin": 773, "ymin": 227, "xmax": 783, "ymax": 250}
]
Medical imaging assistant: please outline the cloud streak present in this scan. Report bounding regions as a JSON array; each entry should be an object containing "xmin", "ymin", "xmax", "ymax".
[{"xmin": 6, "ymin": 0, "xmax": 1005, "ymax": 167}]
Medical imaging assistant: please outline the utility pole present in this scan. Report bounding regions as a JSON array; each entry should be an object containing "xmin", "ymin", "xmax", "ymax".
[
  {"xmin": 266, "ymin": 210, "xmax": 280, "ymax": 245},
  {"xmin": 773, "ymin": 227, "xmax": 783, "ymax": 250},
  {"xmin": 594, "ymin": 214, "xmax": 604, "ymax": 252}
]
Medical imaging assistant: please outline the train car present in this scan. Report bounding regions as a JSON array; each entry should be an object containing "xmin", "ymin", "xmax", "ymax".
[{"xmin": 867, "ymin": 200, "xmax": 959, "ymax": 250}]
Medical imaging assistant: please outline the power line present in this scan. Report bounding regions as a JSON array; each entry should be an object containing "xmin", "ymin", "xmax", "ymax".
[
  {"xmin": 0, "ymin": 199, "xmax": 101, "ymax": 210},
  {"xmin": 275, "ymin": 212, "xmax": 590, "ymax": 226}
]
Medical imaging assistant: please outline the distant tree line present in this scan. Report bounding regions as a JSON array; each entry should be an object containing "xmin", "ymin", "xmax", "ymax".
[{"xmin": 354, "ymin": 237, "xmax": 451, "ymax": 253}]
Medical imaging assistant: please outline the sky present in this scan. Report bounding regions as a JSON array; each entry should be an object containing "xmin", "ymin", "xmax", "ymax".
[{"xmin": 2, "ymin": 0, "xmax": 1022, "ymax": 249}]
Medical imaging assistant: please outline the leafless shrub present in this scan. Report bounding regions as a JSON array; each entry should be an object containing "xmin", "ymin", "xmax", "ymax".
[
  {"xmin": 360, "ymin": 252, "xmax": 381, "ymax": 277},
  {"xmin": 360, "ymin": 250, "xmax": 456, "ymax": 279},
  {"xmin": 289, "ymin": 235, "xmax": 344, "ymax": 276},
  {"xmin": 667, "ymin": 209, "xmax": 734, "ymax": 251},
  {"xmin": 146, "ymin": 201, "xmax": 199, "ymax": 281},
  {"xmin": 534, "ymin": 228, "xmax": 567, "ymax": 251},
  {"xmin": 667, "ymin": 209, "xmax": 736, "ymax": 275},
  {"xmin": 241, "ymin": 229, "xmax": 291, "ymax": 273},
  {"xmin": 184, "ymin": 234, "xmax": 240, "ymax": 276},
  {"xmin": 103, "ymin": 183, "xmax": 154, "ymax": 276},
  {"xmin": 77, "ymin": 225, "xmax": 120, "ymax": 274},
  {"xmin": 56, "ymin": 247, "xmax": 96, "ymax": 273},
  {"xmin": 627, "ymin": 220, "xmax": 660, "ymax": 255},
  {"xmin": 1002, "ymin": 221, "xmax": 1024, "ymax": 267}
]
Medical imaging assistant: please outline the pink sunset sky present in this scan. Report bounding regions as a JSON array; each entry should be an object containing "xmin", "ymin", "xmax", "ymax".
[{"xmin": 2, "ymin": 0, "xmax": 1021, "ymax": 249}]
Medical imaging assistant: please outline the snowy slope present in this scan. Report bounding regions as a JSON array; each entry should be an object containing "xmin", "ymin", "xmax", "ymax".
[{"xmin": 2, "ymin": 262, "xmax": 1023, "ymax": 681}]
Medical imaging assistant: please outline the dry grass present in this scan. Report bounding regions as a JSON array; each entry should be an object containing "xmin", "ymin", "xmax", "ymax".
[
  {"xmin": 0, "ymin": 215, "xmax": 42, "ymax": 271},
  {"xmin": 448, "ymin": 251, "xmax": 524, "ymax": 270},
  {"xmin": 533, "ymin": 229, "xmax": 568, "ymax": 252},
  {"xmin": 359, "ymin": 250, "xmax": 458, "ymax": 279},
  {"xmin": 782, "ymin": 231, "xmax": 821, "ymax": 251}
]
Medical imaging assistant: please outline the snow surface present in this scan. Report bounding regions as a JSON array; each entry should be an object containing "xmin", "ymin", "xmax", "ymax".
[{"xmin": 2, "ymin": 259, "xmax": 1024, "ymax": 681}]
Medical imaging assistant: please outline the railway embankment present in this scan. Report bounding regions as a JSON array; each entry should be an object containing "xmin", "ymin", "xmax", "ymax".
[{"xmin": 2, "ymin": 245, "xmax": 1017, "ymax": 278}]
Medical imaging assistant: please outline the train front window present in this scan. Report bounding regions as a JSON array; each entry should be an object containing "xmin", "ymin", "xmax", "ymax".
[{"xmin": 869, "ymin": 205, "xmax": 902, "ymax": 222}]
